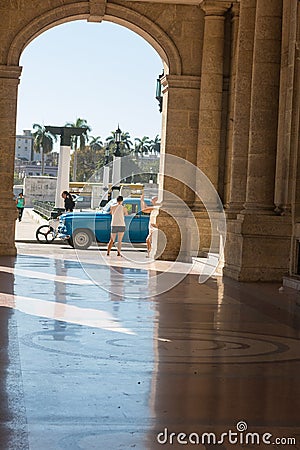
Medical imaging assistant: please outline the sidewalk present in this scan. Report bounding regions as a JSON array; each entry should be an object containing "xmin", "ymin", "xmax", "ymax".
[{"xmin": 15, "ymin": 208, "xmax": 48, "ymax": 242}]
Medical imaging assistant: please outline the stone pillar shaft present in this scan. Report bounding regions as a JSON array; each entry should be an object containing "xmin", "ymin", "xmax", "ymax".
[
  {"xmin": 243, "ymin": 0, "xmax": 283, "ymax": 213},
  {"xmin": 226, "ymin": 0, "xmax": 256, "ymax": 215},
  {"xmin": 196, "ymin": 0, "xmax": 231, "ymax": 192},
  {"xmin": 223, "ymin": 2, "xmax": 240, "ymax": 207},
  {"xmin": 274, "ymin": 0, "xmax": 298, "ymax": 215},
  {"xmin": 0, "ymin": 65, "xmax": 22, "ymax": 256},
  {"xmin": 159, "ymin": 74, "xmax": 200, "ymax": 208},
  {"xmin": 156, "ymin": 74, "xmax": 200, "ymax": 260}
]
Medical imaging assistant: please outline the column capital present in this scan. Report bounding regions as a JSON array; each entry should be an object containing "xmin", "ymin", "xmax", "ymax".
[
  {"xmin": 161, "ymin": 74, "xmax": 201, "ymax": 92},
  {"xmin": 231, "ymin": 2, "xmax": 240, "ymax": 18},
  {"xmin": 200, "ymin": 0, "xmax": 232, "ymax": 16},
  {"xmin": 0, "ymin": 65, "xmax": 22, "ymax": 80}
]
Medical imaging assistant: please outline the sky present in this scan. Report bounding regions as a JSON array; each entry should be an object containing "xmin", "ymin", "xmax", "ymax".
[{"xmin": 17, "ymin": 20, "xmax": 164, "ymax": 146}]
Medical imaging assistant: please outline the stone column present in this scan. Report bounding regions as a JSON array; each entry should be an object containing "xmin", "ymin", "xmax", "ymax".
[
  {"xmin": 243, "ymin": 0, "xmax": 283, "ymax": 213},
  {"xmin": 225, "ymin": 0, "xmax": 256, "ymax": 216},
  {"xmin": 193, "ymin": 1, "xmax": 231, "ymax": 254},
  {"xmin": 196, "ymin": 0, "xmax": 232, "ymax": 194},
  {"xmin": 274, "ymin": 0, "xmax": 298, "ymax": 215},
  {"xmin": 155, "ymin": 74, "xmax": 201, "ymax": 261},
  {"xmin": 224, "ymin": 0, "xmax": 293, "ymax": 281},
  {"xmin": 223, "ymin": 2, "xmax": 240, "ymax": 208},
  {"xmin": 0, "ymin": 65, "xmax": 22, "ymax": 256}
]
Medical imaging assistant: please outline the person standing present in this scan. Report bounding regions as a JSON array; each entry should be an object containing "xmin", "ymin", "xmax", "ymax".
[
  {"xmin": 107, "ymin": 196, "xmax": 128, "ymax": 256},
  {"xmin": 16, "ymin": 192, "xmax": 25, "ymax": 222},
  {"xmin": 61, "ymin": 191, "xmax": 75, "ymax": 212},
  {"xmin": 140, "ymin": 193, "xmax": 158, "ymax": 256}
]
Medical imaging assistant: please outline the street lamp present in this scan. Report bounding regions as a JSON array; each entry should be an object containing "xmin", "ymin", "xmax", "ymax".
[
  {"xmin": 114, "ymin": 125, "xmax": 122, "ymax": 157},
  {"xmin": 156, "ymin": 72, "xmax": 164, "ymax": 113},
  {"xmin": 105, "ymin": 146, "xmax": 110, "ymax": 164},
  {"xmin": 111, "ymin": 125, "xmax": 122, "ymax": 199},
  {"xmin": 149, "ymin": 167, "xmax": 153, "ymax": 184},
  {"xmin": 100, "ymin": 146, "xmax": 111, "ymax": 207}
]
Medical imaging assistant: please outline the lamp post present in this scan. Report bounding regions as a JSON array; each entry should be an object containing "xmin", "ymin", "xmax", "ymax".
[
  {"xmin": 149, "ymin": 167, "xmax": 153, "ymax": 184},
  {"xmin": 100, "ymin": 147, "xmax": 110, "ymax": 207},
  {"xmin": 156, "ymin": 72, "xmax": 164, "ymax": 113},
  {"xmin": 111, "ymin": 125, "xmax": 122, "ymax": 199}
]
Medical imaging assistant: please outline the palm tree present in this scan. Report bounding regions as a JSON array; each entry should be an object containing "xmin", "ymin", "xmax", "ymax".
[
  {"xmin": 65, "ymin": 118, "xmax": 91, "ymax": 181},
  {"xmin": 134, "ymin": 136, "xmax": 151, "ymax": 157},
  {"xmin": 149, "ymin": 134, "xmax": 161, "ymax": 155},
  {"xmin": 120, "ymin": 131, "xmax": 133, "ymax": 154},
  {"xmin": 32, "ymin": 124, "xmax": 57, "ymax": 175},
  {"xmin": 89, "ymin": 135, "xmax": 103, "ymax": 151},
  {"xmin": 105, "ymin": 131, "xmax": 117, "ymax": 150}
]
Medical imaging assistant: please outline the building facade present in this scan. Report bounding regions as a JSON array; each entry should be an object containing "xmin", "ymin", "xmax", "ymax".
[
  {"xmin": 0, "ymin": 0, "xmax": 299, "ymax": 282},
  {"xmin": 15, "ymin": 129, "xmax": 37, "ymax": 161}
]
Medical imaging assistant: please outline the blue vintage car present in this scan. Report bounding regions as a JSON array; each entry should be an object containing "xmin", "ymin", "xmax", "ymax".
[{"xmin": 57, "ymin": 197, "xmax": 151, "ymax": 249}]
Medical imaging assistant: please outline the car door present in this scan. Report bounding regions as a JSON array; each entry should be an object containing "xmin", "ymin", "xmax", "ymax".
[
  {"xmin": 123, "ymin": 201, "xmax": 141, "ymax": 242},
  {"xmin": 94, "ymin": 212, "xmax": 111, "ymax": 243}
]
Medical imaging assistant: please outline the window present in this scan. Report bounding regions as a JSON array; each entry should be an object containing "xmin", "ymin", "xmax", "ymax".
[{"xmin": 124, "ymin": 203, "xmax": 138, "ymax": 215}]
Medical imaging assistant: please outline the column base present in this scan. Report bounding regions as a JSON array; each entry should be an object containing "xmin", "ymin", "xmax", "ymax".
[
  {"xmin": 154, "ymin": 210, "xmax": 200, "ymax": 263},
  {"xmin": 154, "ymin": 210, "xmax": 223, "ymax": 262},
  {"xmin": 224, "ymin": 213, "xmax": 292, "ymax": 281},
  {"xmin": 0, "ymin": 203, "xmax": 17, "ymax": 256}
]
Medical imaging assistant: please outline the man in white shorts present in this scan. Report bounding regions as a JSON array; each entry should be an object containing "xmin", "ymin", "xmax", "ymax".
[{"xmin": 107, "ymin": 195, "xmax": 128, "ymax": 256}]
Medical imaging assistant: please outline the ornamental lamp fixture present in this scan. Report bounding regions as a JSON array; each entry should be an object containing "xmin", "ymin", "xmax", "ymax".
[
  {"xmin": 114, "ymin": 125, "xmax": 122, "ymax": 157},
  {"xmin": 156, "ymin": 72, "xmax": 164, "ymax": 113}
]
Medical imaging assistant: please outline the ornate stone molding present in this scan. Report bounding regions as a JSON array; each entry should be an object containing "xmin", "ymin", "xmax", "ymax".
[
  {"xmin": 0, "ymin": 64, "xmax": 22, "ymax": 81},
  {"xmin": 88, "ymin": 0, "xmax": 107, "ymax": 23},
  {"xmin": 7, "ymin": 3, "xmax": 89, "ymax": 65},
  {"xmin": 6, "ymin": 2, "xmax": 182, "ymax": 75},
  {"xmin": 161, "ymin": 75, "xmax": 201, "ymax": 91},
  {"xmin": 200, "ymin": 0, "xmax": 233, "ymax": 16}
]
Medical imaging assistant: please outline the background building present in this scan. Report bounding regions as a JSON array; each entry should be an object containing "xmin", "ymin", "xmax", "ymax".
[{"xmin": 15, "ymin": 129, "xmax": 37, "ymax": 161}]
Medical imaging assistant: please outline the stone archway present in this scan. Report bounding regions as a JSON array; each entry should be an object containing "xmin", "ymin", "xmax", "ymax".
[
  {"xmin": 0, "ymin": 0, "xmax": 194, "ymax": 256},
  {"xmin": 6, "ymin": 3, "xmax": 182, "ymax": 74}
]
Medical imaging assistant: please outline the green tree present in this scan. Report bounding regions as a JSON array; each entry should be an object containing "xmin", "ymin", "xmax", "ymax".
[
  {"xmin": 89, "ymin": 135, "xmax": 103, "ymax": 151},
  {"xmin": 120, "ymin": 131, "xmax": 133, "ymax": 154},
  {"xmin": 71, "ymin": 144, "xmax": 105, "ymax": 182},
  {"xmin": 134, "ymin": 136, "xmax": 151, "ymax": 157},
  {"xmin": 149, "ymin": 134, "xmax": 161, "ymax": 155},
  {"xmin": 32, "ymin": 124, "xmax": 57, "ymax": 175},
  {"xmin": 65, "ymin": 118, "xmax": 91, "ymax": 181}
]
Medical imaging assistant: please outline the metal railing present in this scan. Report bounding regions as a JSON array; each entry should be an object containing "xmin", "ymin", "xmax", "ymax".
[{"xmin": 33, "ymin": 200, "xmax": 55, "ymax": 220}]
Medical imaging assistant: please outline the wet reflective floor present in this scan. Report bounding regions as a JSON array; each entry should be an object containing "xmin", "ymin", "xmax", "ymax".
[{"xmin": 0, "ymin": 243, "xmax": 300, "ymax": 449}]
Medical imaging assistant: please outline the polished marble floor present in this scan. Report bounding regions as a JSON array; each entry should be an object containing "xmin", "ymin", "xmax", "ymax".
[{"xmin": 0, "ymin": 242, "xmax": 300, "ymax": 449}]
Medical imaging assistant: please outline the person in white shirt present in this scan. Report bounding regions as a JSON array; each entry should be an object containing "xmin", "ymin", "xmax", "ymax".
[{"xmin": 107, "ymin": 195, "xmax": 128, "ymax": 256}]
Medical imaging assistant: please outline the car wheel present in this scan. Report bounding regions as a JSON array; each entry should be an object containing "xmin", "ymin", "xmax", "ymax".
[{"xmin": 72, "ymin": 229, "xmax": 93, "ymax": 249}]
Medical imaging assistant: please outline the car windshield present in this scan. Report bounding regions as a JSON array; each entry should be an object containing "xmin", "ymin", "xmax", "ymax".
[{"xmin": 102, "ymin": 199, "xmax": 117, "ymax": 213}]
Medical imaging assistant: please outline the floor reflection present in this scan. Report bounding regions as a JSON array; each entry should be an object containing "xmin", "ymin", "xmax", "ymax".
[
  {"xmin": 0, "ymin": 249, "xmax": 300, "ymax": 449},
  {"xmin": 147, "ymin": 276, "xmax": 300, "ymax": 449},
  {"xmin": 0, "ymin": 256, "xmax": 29, "ymax": 449}
]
